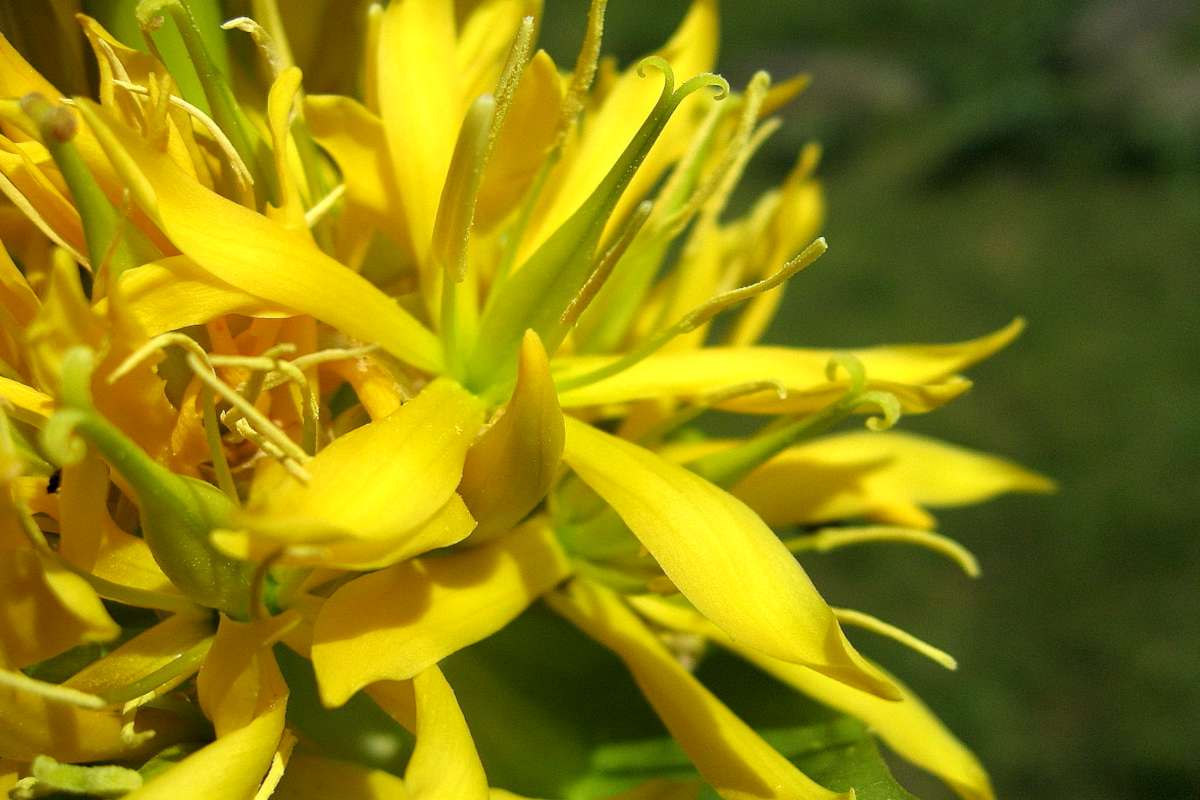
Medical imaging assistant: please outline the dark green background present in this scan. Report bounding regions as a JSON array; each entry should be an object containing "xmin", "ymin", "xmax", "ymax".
[{"xmin": 541, "ymin": 2, "xmax": 1200, "ymax": 798}]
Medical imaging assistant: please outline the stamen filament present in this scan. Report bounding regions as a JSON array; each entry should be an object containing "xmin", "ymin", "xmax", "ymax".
[
  {"xmin": 557, "ymin": 238, "xmax": 827, "ymax": 394},
  {"xmin": 833, "ymin": 607, "xmax": 958, "ymax": 671},
  {"xmin": 787, "ymin": 526, "xmax": 981, "ymax": 578},
  {"xmin": 0, "ymin": 669, "xmax": 105, "ymax": 710}
]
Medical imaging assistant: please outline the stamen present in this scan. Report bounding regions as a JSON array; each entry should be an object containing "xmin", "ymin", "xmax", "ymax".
[
  {"xmin": 558, "ymin": 0, "xmax": 609, "ymax": 141},
  {"xmin": 201, "ymin": 385, "xmax": 239, "ymax": 501},
  {"xmin": 186, "ymin": 353, "xmax": 311, "ymax": 468},
  {"xmin": 221, "ymin": 17, "xmax": 286, "ymax": 77},
  {"xmin": 304, "ymin": 183, "xmax": 346, "ymax": 228},
  {"xmin": 833, "ymin": 607, "xmax": 958, "ymax": 671},
  {"xmin": 0, "ymin": 669, "xmax": 105, "ymax": 709},
  {"xmin": 491, "ymin": 16, "xmax": 537, "ymax": 136},
  {"xmin": 433, "ymin": 95, "xmax": 497, "ymax": 285},
  {"xmin": 557, "ymin": 238, "xmax": 827, "ymax": 394},
  {"xmin": 363, "ymin": 3, "xmax": 384, "ymax": 112},
  {"xmin": 788, "ymin": 526, "xmax": 981, "ymax": 578},
  {"xmin": 637, "ymin": 380, "xmax": 788, "ymax": 446},
  {"xmin": 111, "ymin": 79, "xmax": 255, "ymax": 199},
  {"xmin": 556, "ymin": 200, "xmax": 653, "ymax": 346},
  {"xmin": 137, "ymin": 0, "xmax": 274, "ymax": 204},
  {"xmin": 97, "ymin": 636, "xmax": 214, "ymax": 707}
]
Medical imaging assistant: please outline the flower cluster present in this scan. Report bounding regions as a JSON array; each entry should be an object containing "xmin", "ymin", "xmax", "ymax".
[{"xmin": 0, "ymin": 2, "xmax": 1051, "ymax": 798}]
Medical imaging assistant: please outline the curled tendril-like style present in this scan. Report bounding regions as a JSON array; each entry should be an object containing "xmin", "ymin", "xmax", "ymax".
[
  {"xmin": 41, "ymin": 408, "xmax": 91, "ymax": 467},
  {"xmin": 636, "ymin": 56, "xmax": 676, "ymax": 99},
  {"xmin": 672, "ymin": 72, "xmax": 731, "ymax": 107},
  {"xmin": 825, "ymin": 353, "xmax": 867, "ymax": 395},
  {"xmin": 854, "ymin": 389, "xmax": 902, "ymax": 431}
]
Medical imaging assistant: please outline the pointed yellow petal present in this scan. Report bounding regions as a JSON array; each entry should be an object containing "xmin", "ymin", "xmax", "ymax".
[
  {"xmin": 378, "ymin": 0, "xmax": 459, "ymax": 267},
  {"xmin": 273, "ymin": 754, "xmax": 411, "ymax": 800},
  {"xmin": 560, "ymin": 417, "xmax": 897, "ymax": 699},
  {"xmin": 0, "ymin": 376, "xmax": 52, "ymax": 423},
  {"xmin": 729, "ymin": 431, "xmax": 1055, "ymax": 529},
  {"xmin": 547, "ymin": 579, "xmax": 848, "ymax": 800},
  {"xmin": 460, "ymin": 331, "xmax": 564, "ymax": 541},
  {"xmin": 265, "ymin": 66, "xmax": 306, "ymax": 230},
  {"xmin": 73, "ymin": 100, "xmax": 443, "ymax": 373},
  {"xmin": 109, "ymin": 256, "xmax": 290, "ymax": 337},
  {"xmin": 197, "ymin": 614, "xmax": 293, "ymax": 737},
  {"xmin": 404, "ymin": 665, "xmax": 489, "ymax": 800},
  {"xmin": 121, "ymin": 697, "xmax": 287, "ymax": 800},
  {"xmin": 238, "ymin": 378, "xmax": 484, "ymax": 544},
  {"xmin": 312, "ymin": 518, "xmax": 570, "ymax": 707},
  {"xmin": 632, "ymin": 596, "xmax": 995, "ymax": 800},
  {"xmin": 305, "ymin": 94, "xmax": 408, "ymax": 244},
  {"xmin": 556, "ymin": 320, "xmax": 1024, "ymax": 413},
  {"xmin": 0, "ymin": 239, "xmax": 38, "ymax": 326},
  {"xmin": 0, "ymin": 548, "xmax": 118, "ymax": 669}
]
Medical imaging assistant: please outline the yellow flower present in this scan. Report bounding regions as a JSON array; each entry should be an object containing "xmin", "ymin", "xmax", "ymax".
[{"xmin": 0, "ymin": 1, "xmax": 1053, "ymax": 799}]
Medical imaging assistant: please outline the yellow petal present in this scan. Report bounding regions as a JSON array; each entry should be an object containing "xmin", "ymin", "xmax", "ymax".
[
  {"xmin": 556, "ymin": 320, "xmax": 1025, "ymax": 413},
  {"xmin": 238, "ymin": 378, "xmax": 483, "ymax": 544},
  {"xmin": 312, "ymin": 518, "xmax": 571, "ymax": 707},
  {"xmin": 378, "ymin": 0, "xmax": 459, "ymax": 267},
  {"xmin": 456, "ymin": 0, "xmax": 532, "ymax": 103},
  {"xmin": 73, "ymin": 100, "xmax": 443, "ymax": 373},
  {"xmin": 547, "ymin": 579, "xmax": 847, "ymax": 800},
  {"xmin": 197, "ymin": 614, "xmax": 293, "ymax": 737},
  {"xmin": 460, "ymin": 330, "xmax": 564, "ymax": 541},
  {"xmin": 265, "ymin": 67, "xmax": 307, "ymax": 230},
  {"xmin": 475, "ymin": 50, "xmax": 561, "ymax": 231},
  {"xmin": 108, "ymin": 256, "xmax": 290, "ymax": 337},
  {"xmin": 0, "ymin": 676, "xmax": 174, "ymax": 763},
  {"xmin": 0, "ymin": 376, "xmax": 52, "ymax": 423},
  {"xmin": 522, "ymin": 0, "xmax": 718, "ymax": 260},
  {"xmin": 121, "ymin": 697, "xmax": 287, "ymax": 800},
  {"xmin": 64, "ymin": 612, "xmax": 212, "ymax": 696},
  {"xmin": 273, "ymin": 753, "xmax": 410, "ymax": 800},
  {"xmin": 632, "ymin": 596, "xmax": 994, "ymax": 800},
  {"xmin": 305, "ymin": 94, "xmax": 408, "ymax": 246},
  {"xmin": 0, "ymin": 238, "xmax": 38, "ymax": 327},
  {"xmin": 560, "ymin": 417, "xmax": 897, "ymax": 699},
  {"xmin": 404, "ymin": 665, "xmax": 489, "ymax": 800},
  {"xmin": 0, "ymin": 548, "xmax": 118, "ymax": 669},
  {"xmin": 0, "ymin": 139, "xmax": 87, "ymax": 262},
  {"xmin": 726, "ymin": 431, "xmax": 1055, "ymax": 529}
]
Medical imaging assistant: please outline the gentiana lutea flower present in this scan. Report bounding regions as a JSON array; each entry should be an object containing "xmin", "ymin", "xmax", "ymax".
[{"xmin": 0, "ymin": 1, "xmax": 1052, "ymax": 799}]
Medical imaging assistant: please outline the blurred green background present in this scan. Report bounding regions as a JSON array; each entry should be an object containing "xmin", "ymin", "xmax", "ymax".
[{"xmin": 543, "ymin": 1, "xmax": 1200, "ymax": 798}]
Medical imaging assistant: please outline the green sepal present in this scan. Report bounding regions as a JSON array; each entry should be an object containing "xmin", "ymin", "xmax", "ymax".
[{"xmin": 43, "ymin": 347, "xmax": 252, "ymax": 617}]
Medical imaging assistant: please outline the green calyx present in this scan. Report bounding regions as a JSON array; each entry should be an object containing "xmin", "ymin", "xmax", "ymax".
[{"xmin": 42, "ymin": 347, "xmax": 253, "ymax": 618}]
